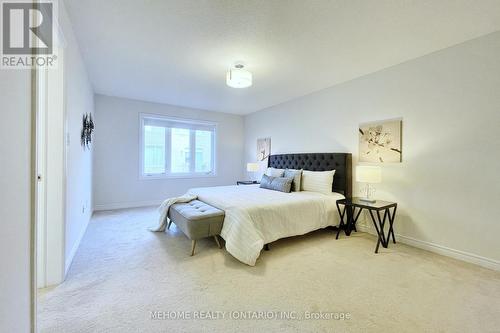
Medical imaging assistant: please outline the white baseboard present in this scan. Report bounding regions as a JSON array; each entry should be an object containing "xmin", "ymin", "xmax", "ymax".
[
  {"xmin": 94, "ymin": 200, "xmax": 162, "ymax": 211},
  {"xmin": 64, "ymin": 216, "xmax": 89, "ymax": 276},
  {"xmin": 357, "ymin": 223, "xmax": 499, "ymax": 271}
]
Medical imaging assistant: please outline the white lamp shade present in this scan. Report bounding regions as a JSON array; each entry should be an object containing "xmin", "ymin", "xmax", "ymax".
[
  {"xmin": 247, "ymin": 163, "xmax": 260, "ymax": 172},
  {"xmin": 226, "ymin": 67, "xmax": 252, "ymax": 88},
  {"xmin": 356, "ymin": 166, "xmax": 381, "ymax": 183}
]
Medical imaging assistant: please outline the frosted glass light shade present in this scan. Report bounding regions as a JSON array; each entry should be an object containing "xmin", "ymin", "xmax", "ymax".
[
  {"xmin": 356, "ymin": 166, "xmax": 381, "ymax": 183},
  {"xmin": 247, "ymin": 163, "xmax": 259, "ymax": 172},
  {"xmin": 226, "ymin": 67, "xmax": 252, "ymax": 88}
]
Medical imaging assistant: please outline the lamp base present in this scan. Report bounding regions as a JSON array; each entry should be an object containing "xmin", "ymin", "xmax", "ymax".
[{"xmin": 359, "ymin": 197, "xmax": 376, "ymax": 203}]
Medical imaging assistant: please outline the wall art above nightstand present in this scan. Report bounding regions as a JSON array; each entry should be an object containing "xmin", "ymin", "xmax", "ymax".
[{"xmin": 359, "ymin": 118, "xmax": 402, "ymax": 163}]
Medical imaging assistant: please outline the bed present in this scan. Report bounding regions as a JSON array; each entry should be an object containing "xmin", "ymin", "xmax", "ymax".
[{"xmin": 189, "ymin": 153, "xmax": 352, "ymax": 266}]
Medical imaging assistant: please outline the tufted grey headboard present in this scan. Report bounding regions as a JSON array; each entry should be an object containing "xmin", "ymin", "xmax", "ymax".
[{"xmin": 268, "ymin": 153, "xmax": 352, "ymax": 197}]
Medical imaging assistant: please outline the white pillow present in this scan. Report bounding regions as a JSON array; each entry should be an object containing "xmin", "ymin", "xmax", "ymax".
[
  {"xmin": 301, "ymin": 170, "xmax": 336, "ymax": 194},
  {"xmin": 265, "ymin": 167, "xmax": 285, "ymax": 177}
]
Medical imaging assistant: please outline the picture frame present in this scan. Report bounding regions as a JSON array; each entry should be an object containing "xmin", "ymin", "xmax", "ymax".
[
  {"xmin": 359, "ymin": 119, "xmax": 402, "ymax": 163},
  {"xmin": 257, "ymin": 137, "xmax": 271, "ymax": 161}
]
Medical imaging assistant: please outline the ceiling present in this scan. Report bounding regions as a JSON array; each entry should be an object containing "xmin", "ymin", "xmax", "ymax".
[{"xmin": 64, "ymin": 0, "xmax": 500, "ymax": 115}]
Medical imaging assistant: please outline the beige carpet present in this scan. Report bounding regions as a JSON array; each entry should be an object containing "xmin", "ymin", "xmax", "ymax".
[{"xmin": 38, "ymin": 206, "xmax": 500, "ymax": 333}]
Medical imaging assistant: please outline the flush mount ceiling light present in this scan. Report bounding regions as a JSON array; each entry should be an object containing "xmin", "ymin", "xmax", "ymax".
[{"xmin": 226, "ymin": 64, "xmax": 252, "ymax": 88}]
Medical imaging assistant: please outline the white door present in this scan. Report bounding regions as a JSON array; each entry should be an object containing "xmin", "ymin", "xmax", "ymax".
[{"xmin": 36, "ymin": 31, "xmax": 66, "ymax": 288}]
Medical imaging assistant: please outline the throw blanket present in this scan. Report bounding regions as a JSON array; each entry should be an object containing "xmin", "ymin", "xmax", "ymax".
[{"xmin": 150, "ymin": 194, "xmax": 197, "ymax": 232}]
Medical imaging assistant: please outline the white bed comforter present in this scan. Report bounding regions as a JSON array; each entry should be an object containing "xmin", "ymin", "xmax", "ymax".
[{"xmin": 188, "ymin": 185, "xmax": 343, "ymax": 266}]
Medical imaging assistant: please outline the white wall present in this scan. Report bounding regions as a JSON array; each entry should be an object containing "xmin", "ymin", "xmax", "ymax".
[
  {"xmin": 93, "ymin": 95, "xmax": 244, "ymax": 210},
  {"xmin": 0, "ymin": 2, "xmax": 94, "ymax": 329},
  {"xmin": 244, "ymin": 32, "xmax": 500, "ymax": 268},
  {"xmin": 0, "ymin": 71, "xmax": 32, "ymax": 331},
  {"xmin": 60, "ymin": 1, "xmax": 95, "ymax": 274}
]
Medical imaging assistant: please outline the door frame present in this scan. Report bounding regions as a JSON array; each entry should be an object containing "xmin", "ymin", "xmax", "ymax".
[
  {"xmin": 35, "ymin": 58, "xmax": 48, "ymax": 288},
  {"xmin": 35, "ymin": 21, "xmax": 67, "ymax": 290}
]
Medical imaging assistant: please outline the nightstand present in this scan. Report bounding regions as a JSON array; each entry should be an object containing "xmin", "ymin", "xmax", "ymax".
[
  {"xmin": 236, "ymin": 181, "xmax": 259, "ymax": 185},
  {"xmin": 336, "ymin": 198, "xmax": 397, "ymax": 253}
]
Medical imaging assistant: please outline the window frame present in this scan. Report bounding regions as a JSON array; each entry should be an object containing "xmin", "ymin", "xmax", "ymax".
[{"xmin": 139, "ymin": 113, "xmax": 217, "ymax": 180}]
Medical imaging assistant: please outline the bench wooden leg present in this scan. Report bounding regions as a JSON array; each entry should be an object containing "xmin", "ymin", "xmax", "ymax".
[
  {"xmin": 214, "ymin": 235, "xmax": 222, "ymax": 249},
  {"xmin": 190, "ymin": 240, "xmax": 196, "ymax": 256}
]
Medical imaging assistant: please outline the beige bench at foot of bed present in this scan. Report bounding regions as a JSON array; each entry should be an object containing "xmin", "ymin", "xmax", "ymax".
[{"xmin": 167, "ymin": 200, "xmax": 225, "ymax": 256}]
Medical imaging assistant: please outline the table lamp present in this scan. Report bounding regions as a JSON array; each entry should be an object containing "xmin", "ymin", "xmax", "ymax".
[
  {"xmin": 247, "ymin": 162, "xmax": 260, "ymax": 181},
  {"xmin": 356, "ymin": 166, "xmax": 381, "ymax": 203}
]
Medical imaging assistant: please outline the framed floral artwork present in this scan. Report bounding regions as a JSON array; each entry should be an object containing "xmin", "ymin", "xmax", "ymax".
[{"xmin": 359, "ymin": 119, "xmax": 402, "ymax": 163}]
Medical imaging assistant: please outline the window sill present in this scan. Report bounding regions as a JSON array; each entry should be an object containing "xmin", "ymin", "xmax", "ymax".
[{"xmin": 139, "ymin": 173, "xmax": 217, "ymax": 181}]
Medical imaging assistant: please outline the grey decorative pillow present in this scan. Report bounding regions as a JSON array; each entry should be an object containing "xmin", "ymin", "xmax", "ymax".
[
  {"xmin": 284, "ymin": 169, "xmax": 303, "ymax": 192},
  {"xmin": 259, "ymin": 175, "xmax": 293, "ymax": 193},
  {"xmin": 265, "ymin": 167, "xmax": 285, "ymax": 177}
]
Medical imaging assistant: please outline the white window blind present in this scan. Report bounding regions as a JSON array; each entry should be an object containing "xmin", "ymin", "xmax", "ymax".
[{"xmin": 140, "ymin": 114, "xmax": 216, "ymax": 178}]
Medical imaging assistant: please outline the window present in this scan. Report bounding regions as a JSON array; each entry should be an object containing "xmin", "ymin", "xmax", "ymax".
[{"xmin": 140, "ymin": 114, "xmax": 216, "ymax": 178}]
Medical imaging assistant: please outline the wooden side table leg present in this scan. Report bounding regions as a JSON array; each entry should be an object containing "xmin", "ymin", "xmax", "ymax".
[
  {"xmin": 375, "ymin": 234, "xmax": 381, "ymax": 253},
  {"xmin": 336, "ymin": 225, "xmax": 342, "ymax": 239},
  {"xmin": 369, "ymin": 210, "xmax": 383, "ymax": 254},
  {"xmin": 387, "ymin": 206, "xmax": 397, "ymax": 244},
  {"xmin": 376, "ymin": 210, "xmax": 388, "ymax": 247},
  {"xmin": 345, "ymin": 206, "xmax": 353, "ymax": 236},
  {"xmin": 351, "ymin": 207, "xmax": 363, "ymax": 234},
  {"xmin": 335, "ymin": 202, "xmax": 345, "ymax": 240}
]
